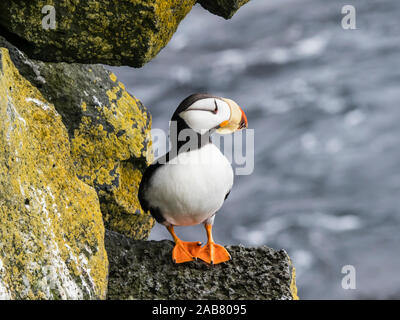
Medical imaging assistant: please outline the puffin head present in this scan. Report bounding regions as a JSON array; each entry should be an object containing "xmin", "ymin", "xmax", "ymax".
[{"xmin": 171, "ymin": 93, "xmax": 248, "ymax": 135}]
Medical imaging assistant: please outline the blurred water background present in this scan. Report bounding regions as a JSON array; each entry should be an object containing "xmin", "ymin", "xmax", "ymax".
[{"xmin": 107, "ymin": 0, "xmax": 400, "ymax": 299}]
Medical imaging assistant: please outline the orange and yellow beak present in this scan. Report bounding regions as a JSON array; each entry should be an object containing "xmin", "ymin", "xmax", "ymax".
[{"xmin": 216, "ymin": 98, "xmax": 248, "ymax": 134}]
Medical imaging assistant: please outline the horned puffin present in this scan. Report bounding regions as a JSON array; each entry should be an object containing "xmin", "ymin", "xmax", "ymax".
[{"xmin": 139, "ymin": 93, "xmax": 248, "ymax": 265}]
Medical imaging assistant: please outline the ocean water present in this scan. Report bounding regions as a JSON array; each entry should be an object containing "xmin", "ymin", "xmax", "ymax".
[{"xmin": 107, "ymin": 0, "xmax": 400, "ymax": 299}]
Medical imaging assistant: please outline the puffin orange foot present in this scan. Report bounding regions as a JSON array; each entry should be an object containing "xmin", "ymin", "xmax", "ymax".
[
  {"xmin": 197, "ymin": 242, "xmax": 231, "ymax": 265},
  {"xmin": 172, "ymin": 240, "xmax": 202, "ymax": 264}
]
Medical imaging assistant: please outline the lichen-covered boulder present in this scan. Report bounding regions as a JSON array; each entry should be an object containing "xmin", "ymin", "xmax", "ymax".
[
  {"xmin": 0, "ymin": 36, "xmax": 154, "ymax": 240},
  {"xmin": 67, "ymin": 70, "xmax": 154, "ymax": 239},
  {"xmin": 0, "ymin": 48, "xmax": 108, "ymax": 299},
  {"xmin": 105, "ymin": 230, "xmax": 299, "ymax": 300},
  {"xmin": 0, "ymin": 0, "xmax": 196, "ymax": 67},
  {"xmin": 0, "ymin": 1, "xmax": 251, "ymax": 67},
  {"xmin": 197, "ymin": 0, "xmax": 250, "ymax": 19}
]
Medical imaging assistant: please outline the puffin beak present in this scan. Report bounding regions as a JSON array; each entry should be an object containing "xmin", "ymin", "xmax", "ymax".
[
  {"xmin": 238, "ymin": 107, "xmax": 248, "ymax": 130},
  {"xmin": 216, "ymin": 98, "xmax": 248, "ymax": 134}
]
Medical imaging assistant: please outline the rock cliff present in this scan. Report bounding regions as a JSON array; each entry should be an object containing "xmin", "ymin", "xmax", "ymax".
[
  {"xmin": 0, "ymin": 35, "xmax": 154, "ymax": 240},
  {"xmin": 0, "ymin": 48, "xmax": 108, "ymax": 299},
  {"xmin": 0, "ymin": 0, "xmax": 298, "ymax": 300}
]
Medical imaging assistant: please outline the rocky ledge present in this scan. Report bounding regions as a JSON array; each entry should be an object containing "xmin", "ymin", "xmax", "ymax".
[{"xmin": 106, "ymin": 230, "xmax": 299, "ymax": 300}]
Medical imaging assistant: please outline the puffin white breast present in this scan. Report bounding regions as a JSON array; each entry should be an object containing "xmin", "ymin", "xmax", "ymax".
[{"xmin": 145, "ymin": 144, "xmax": 233, "ymax": 226}]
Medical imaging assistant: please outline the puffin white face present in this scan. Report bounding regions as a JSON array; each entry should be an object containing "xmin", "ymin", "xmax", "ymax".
[{"xmin": 178, "ymin": 97, "xmax": 247, "ymax": 135}]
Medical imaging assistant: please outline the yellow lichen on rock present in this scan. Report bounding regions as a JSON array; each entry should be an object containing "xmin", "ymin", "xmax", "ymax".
[
  {"xmin": 0, "ymin": 34, "xmax": 154, "ymax": 241},
  {"xmin": 100, "ymin": 162, "xmax": 155, "ymax": 239},
  {"xmin": 70, "ymin": 74, "xmax": 154, "ymax": 239},
  {"xmin": 0, "ymin": 0, "xmax": 198, "ymax": 66},
  {"xmin": 288, "ymin": 257, "xmax": 299, "ymax": 300},
  {"xmin": 109, "ymin": 73, "xmax": 117, "ymax": 82},
  {"xmin": 0, "ymin": 48, "xmax": 108, "ymax": 299},
  {"xmin": 147, "ymin": 0, "xmax": 197, "ymax": 62}
]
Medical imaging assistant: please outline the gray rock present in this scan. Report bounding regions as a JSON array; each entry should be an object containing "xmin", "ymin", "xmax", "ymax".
[
  {"xmin": 197, "ymin": 0, "xmax": 250, "ymax": 19},
  {"xmin": 105, "ymin": 230, "xmax": 299, "ymax": 300}
]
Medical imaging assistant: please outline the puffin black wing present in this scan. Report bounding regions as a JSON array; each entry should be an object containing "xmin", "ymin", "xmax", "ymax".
[
  {"xmin": 224, "ymin": 190, "xmax": 231, "ymax": 201},
  {"xmin": 138, "ymin": 161, "xmax": 166, "ymax": 224}
]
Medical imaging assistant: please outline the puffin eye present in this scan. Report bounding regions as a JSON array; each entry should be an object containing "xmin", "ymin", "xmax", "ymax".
[{"xmin": 213, "ymin": 99, "xmax": 218, "ymax": 114}]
